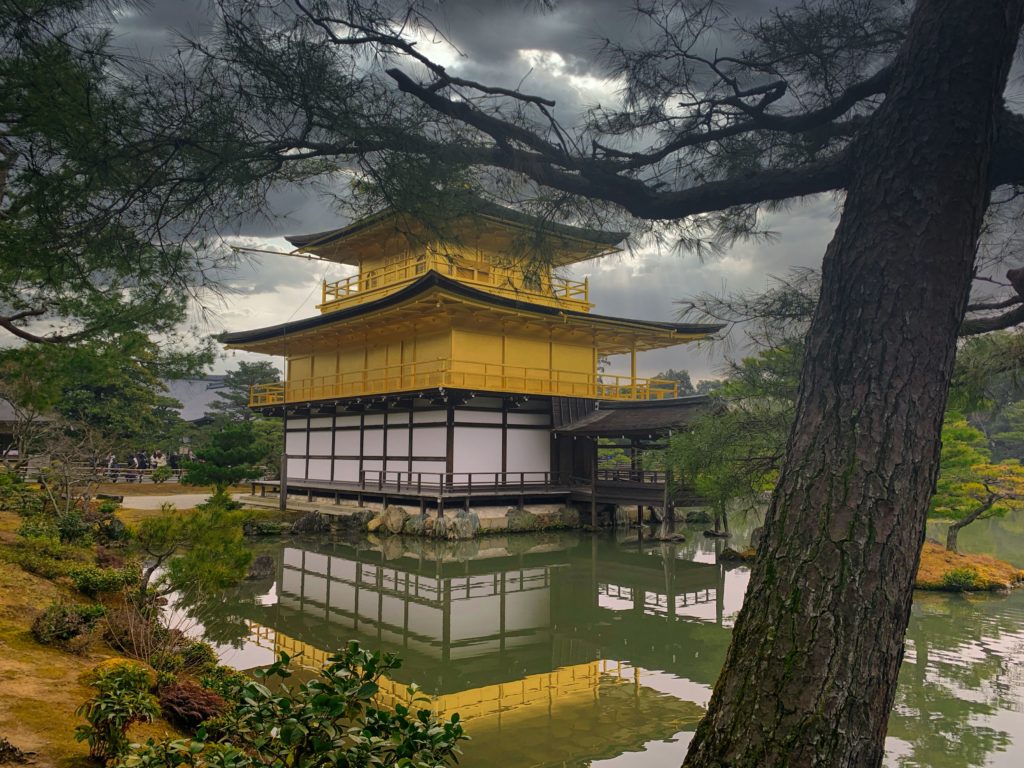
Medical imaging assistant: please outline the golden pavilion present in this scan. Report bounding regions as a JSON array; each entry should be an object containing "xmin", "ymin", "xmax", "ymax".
[{"xmin": 222, "ymin": 199, "xmax": 719, "ymax": 509}]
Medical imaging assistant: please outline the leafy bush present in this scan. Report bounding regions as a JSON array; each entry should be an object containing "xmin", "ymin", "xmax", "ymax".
[
  {"xmin": 180, "ymin": 640, "xmax": 219, "ymax": 673},
  {"xmin": 941, "ymin": 566, "xmax": 984, "ymax": 591},
  {"xmin": 57, "ymin": 510, "xmax": 92, "ymax": 545},
  {"xmin": 198, "ymin": 666, "xmax": 251, "ymax": 700},
  {"xmin": 87, "ymin": 500, "xmax": 131, "ymax": 544},
  {"xmin": 68, "ymin": 564, "xmax": 137, "ymax": 597},
  {"xmin": 31, "ymin": 601, "xmax": 106, "ymax": 651},
  {"xmin": 76, "ymin": 660, "xmax": 159, "ymax": 761},
  {"xmin": 16, "ymin": 514, "xmax": 58, "ymax": 540},
  {"xmin": 149, "ymin": 650, "xmax": 185, "ymax": 675},
  {"xmin": 119, "ymin": 644, "xmax": 466, "ymax": 768},
  {"xmin": 151, "ymin": 466, "xmax": 174, "ymax": 484},
  {"xmin": 0, "ymin": 470, "xmax": 45, "ymax": 516},
  {"xmin": 159, "ymin": 681, "xmax": 227, "ymax": 731},
  {"xmin": 8, "ymin": 537, "xmax": 91, "ymax": 580}
]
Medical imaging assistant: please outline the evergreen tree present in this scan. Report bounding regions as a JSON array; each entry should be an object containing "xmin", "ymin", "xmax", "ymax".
[
  {"xmin": 931, "ymin": 415, "xmax": 1024, "ymax": 552},
  {"xmin": 209, "ymin": 361, "xmax": 282, "ymax": 423},
  {"xmin": 182, "ymin": 422, "xmax": 269, "ymax": 502}
]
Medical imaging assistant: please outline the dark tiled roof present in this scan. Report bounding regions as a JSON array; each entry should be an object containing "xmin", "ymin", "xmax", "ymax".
[
  {"xmin": 286, "ymin": 196, "xmax": 627, "ymax": 250},
  {"xmin": 555, "ymin": 395, "xmax": 715, "ymax": 437},
  {"xmin": 220, "ymin": 272, "xmax": 723, "ymax": 345}
]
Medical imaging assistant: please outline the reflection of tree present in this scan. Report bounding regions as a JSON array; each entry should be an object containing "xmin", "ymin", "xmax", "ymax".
[
  {"xmin": 888, "ymin": 592, "xmax": 1024, "ymax": 767},
  {"xmin": 172, "ymin": 544, "xmax": 279, "ymax": 648}
]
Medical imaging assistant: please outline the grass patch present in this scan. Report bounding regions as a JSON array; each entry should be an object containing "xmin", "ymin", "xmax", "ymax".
[
  {"xmin": 916, "ymin": 540, "xmax": 1024, "ymax": 591},
  {"xmin": 0, "ymin": 509, "xmax": 181, "ymax": 764}
]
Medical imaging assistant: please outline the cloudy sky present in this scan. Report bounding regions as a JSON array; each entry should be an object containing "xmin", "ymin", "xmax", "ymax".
[{"xmin": 120, "ymin": 0, "xmax": 839, "ymax": 381}]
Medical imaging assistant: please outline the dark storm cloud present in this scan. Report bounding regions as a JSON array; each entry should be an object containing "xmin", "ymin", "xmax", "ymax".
[{"xmin": 113, "ymin": 0, "xmax": 836, "ymax": 376}]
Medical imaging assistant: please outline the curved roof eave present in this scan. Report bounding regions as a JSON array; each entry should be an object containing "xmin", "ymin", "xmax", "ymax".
[{"xmin": 220, "ymin": 272, "xmax": 723, "ymax": 346}]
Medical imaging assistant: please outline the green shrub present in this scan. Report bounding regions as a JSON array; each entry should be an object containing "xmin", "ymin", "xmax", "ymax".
[
  {"xmin": 121, "ymin": 644, "xmax": 466, "ymax": 767},
  {"xmin": 180, "ymin": 640, "xmax": 219, "ymax": 673},
  {"xmin": 31, "ymin": 601, "xmax": 106, "ymax": 651},
  {"xmin": 57, "ymin": 510, "xmax": 93, "ymax": 545},
  {"xmin": 151, "ymin": 467, "xmax": 174, "ymax": 484},
  {"xmin": 941, "ymin": 566, "xmax": 984, "ymax": 591},
  {"xmin": 87, "ymin": 501, "xmax": 132, "ymax": 544},
  {"xmin": 16, "ymin": 515, "xmax": 58, "ymax": 540},
  {"xmin": 9, "ymin": 537, "xmax": 90, "ymax": 580},
  {"xmin": 149, "ymin": 650, "xmax": 185, "ymax": 675},
  {"xmin": 197, "ymin": 666, "xmax": 251, "ymax": 700},
  {"xmin": 75, "ymin": 660, "xmax": 160, "ymax": 761},
  {"xmin": 68, "ymin": 564, "xmax": 138, "ymax": 597},
  {"xmin": 0, "ymin": 470, "xmax": 45, "ymax": 516}
]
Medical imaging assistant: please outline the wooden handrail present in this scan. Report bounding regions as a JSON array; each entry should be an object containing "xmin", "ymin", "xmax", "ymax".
[{"xmin": 249, "ymin": 361, "xmax": 678, "ymax": 405}]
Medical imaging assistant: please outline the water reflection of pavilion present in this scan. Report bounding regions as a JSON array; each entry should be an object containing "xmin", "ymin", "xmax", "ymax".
[{"xmin": 231, "ymin": 534, "xmax": 735, "ymax": 765}]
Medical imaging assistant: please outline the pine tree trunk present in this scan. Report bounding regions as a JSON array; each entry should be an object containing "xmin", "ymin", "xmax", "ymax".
[
  {"xmin": 945, "ymin": 523, "xmax": 962, "ymax": 554},
  {"xmin": 945, "ymin": 498, "xmax": 995, "ymax": 553},
  {"xmin": 683, "ymin": 1, "xmax": 1023, "ymax": 766}
]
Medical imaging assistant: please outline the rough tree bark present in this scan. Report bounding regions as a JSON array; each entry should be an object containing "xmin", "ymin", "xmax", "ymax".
[{"xmin": 683, "ymin": 1, "xmax": 1024, "ymax": 766}]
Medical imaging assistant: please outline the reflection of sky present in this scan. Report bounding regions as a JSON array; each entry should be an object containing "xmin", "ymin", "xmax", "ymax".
[{"xmin": 183, "ymin": 514, "xmax": 1024, "ymax": 768}]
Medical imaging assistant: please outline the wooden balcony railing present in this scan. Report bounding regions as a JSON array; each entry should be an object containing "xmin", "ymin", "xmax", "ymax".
[
  {"xmin": 359, "ymin": 470, "xmax": 554, "ymax": 494},
  {"xmin": 319, "ymin": 253, "xmax": 590, "ymax": 312},
  {"xmin": 249, "ymin": 360, "xmax": 678, "ymax": 405}
]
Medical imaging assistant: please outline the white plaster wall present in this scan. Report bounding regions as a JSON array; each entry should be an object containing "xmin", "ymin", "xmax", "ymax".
[
  {"xmin": 456, "ymin": 410, "xmax": 502, "ymax": 424},
  {"xmin": 334, "ymin": 431, "xmax": 359, "ymax": 456},
  {"xmin": 453, "ymin": 426, "xmax": 502, "ymax": 474},
  {"xmin": 336, "ymin": 414, "xmax": 360, "ymax": 428},
  {"xmin": 412, "ymin": 427, "xmax": 446, "ymax": 456},
  {"xmin": 308, "ymin": 432, "xmax": 332, "ymax": 455},
  {"xmin": 333, "ymin": 459, "xmax": 360, "ymax": 482},
  {"xmin": 506, "ymin": 429, "xmax": 551, "ymax": 474},
  {"xmin": 412, "ymin": 409, "xmax": 446, "ymax": 423},
  {"xmin": 410, "ymin": 460, "xmax": 446, "ymax": 479},
  {"xmin": 386, "ymin": 427, "xmax": 410, "ymax": 456},
  {"xmin": 286, "ymin": 458, "xmax": 306, "ymax": 480},
  {"xmin": 307, "ymin": 459, "xmax": 331, "ymax": 481},
  {"xmin": 285, "ymin": 432, "xmax": 306, "ymax": 454},
  {"xmin": 309, "ymin": 416, "xmax": 333, "ymax": 429},
  {"xmin": 363, "ymin": 428, "xmax": 383, "ymax": 455},
  {"xmin": 363, "ymin": 414, "xmax": 385, "ymax": 426},
  {"xmin": 507, "ymin": 412, "xmax": 551, "ymax": 426}
]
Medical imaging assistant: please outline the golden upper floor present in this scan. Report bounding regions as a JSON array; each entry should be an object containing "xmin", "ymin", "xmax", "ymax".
[{"xmin": 287, "ymin": 200, "xmax": 623, "ymax": 314}]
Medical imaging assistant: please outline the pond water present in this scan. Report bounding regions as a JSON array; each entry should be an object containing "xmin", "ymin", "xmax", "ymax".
[{"xmin": 173, "ymin": 515, "xmax": 1024, "ymax": 767}]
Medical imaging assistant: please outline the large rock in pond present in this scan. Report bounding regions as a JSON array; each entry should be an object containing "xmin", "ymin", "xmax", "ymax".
[
  {"xmin": 290, "ymin": 511, "xmax": 329, "ymax": 534},
  {"xmin": 557, "ymin": 506, "xmax": 581, "ymax": 528},
  {"xmin": 382, "ymin": 505, "xmax": 408, "ymax": 535},
  {"xmin": 448, "ymin": 509, "xmax": 480, "ymax": 540},
  {"xmin": 506, "ymin": 508, "xmax": 540, "ymax": 532}
]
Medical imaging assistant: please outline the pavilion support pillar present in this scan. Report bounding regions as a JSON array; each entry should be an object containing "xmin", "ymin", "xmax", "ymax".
[
  {"xmin": 630, "ymin": 344, "xmax": 637, "ymax": 399},
  {"xmin": 279, "ymin": 453, "xmax": 288, "ymax": 513},
  {"xmin": 590, "ymin": 439, "xmax": 598, "ymax": 527}
]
